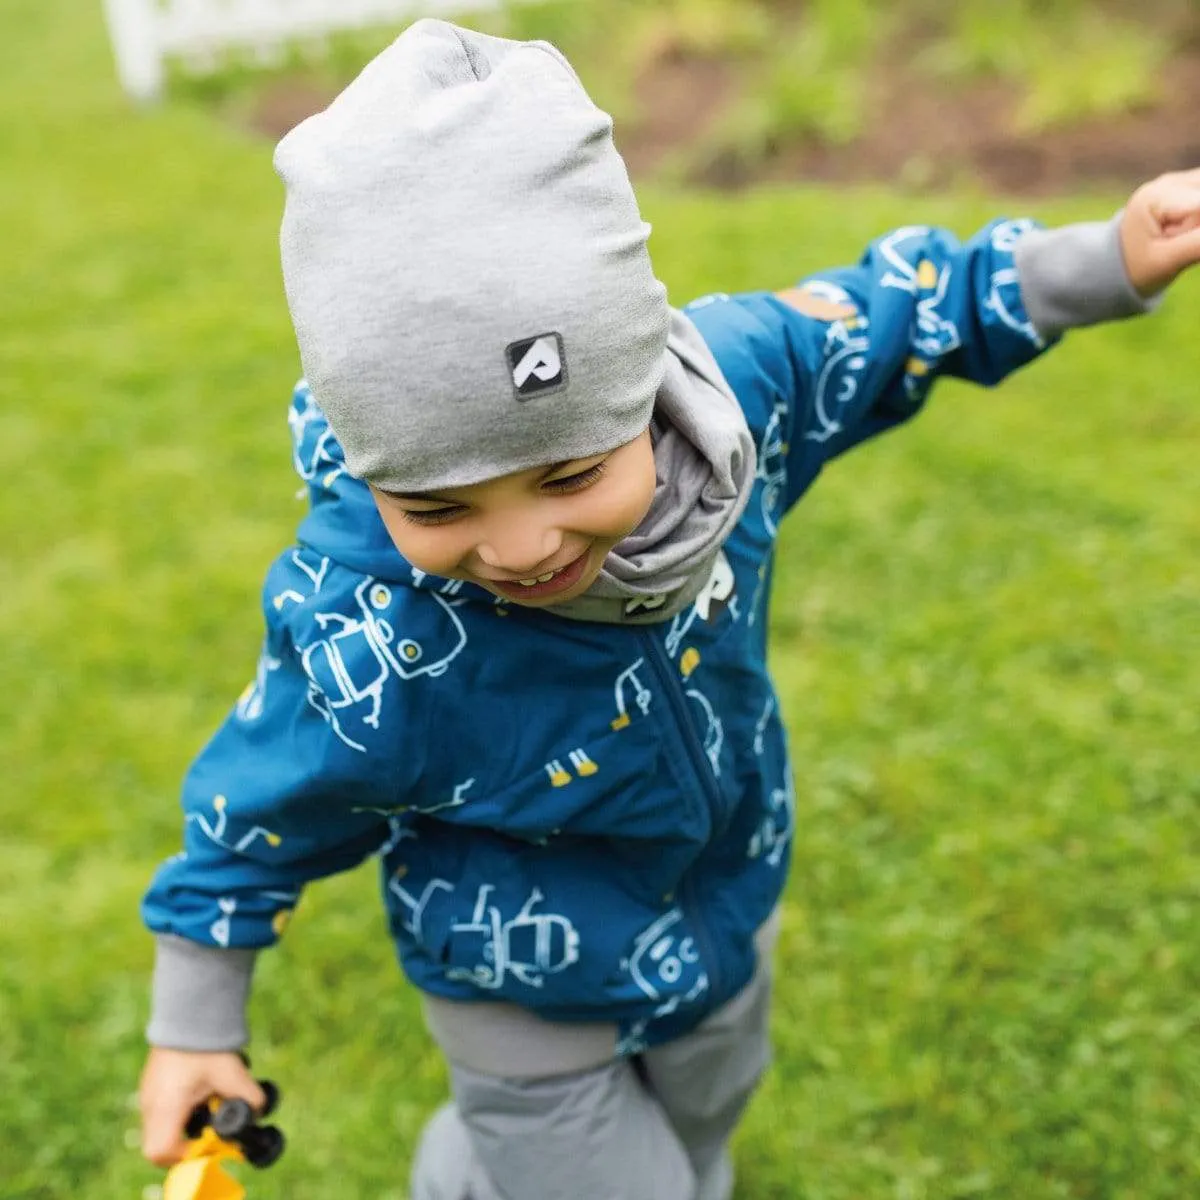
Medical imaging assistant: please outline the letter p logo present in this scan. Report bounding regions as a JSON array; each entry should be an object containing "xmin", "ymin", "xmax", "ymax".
[{"xmin": 507, "ymin": 333, "xmax": 567, "ymax": 400}]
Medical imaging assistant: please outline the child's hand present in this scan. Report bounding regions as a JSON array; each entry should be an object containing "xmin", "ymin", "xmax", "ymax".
[
  {"xmin": 1120, "ymin": 168, "xmax": 1200, "ymax": 296},
  {"xmin": 138, "ymin": 1046, "xmax": 267, "ymax": 1167}
]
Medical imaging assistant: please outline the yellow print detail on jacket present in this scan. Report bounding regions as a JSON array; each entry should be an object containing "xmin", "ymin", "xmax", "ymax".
[
  {"xmin": 611, "ymin": 657, "xmax": 653, "ymax": 731},
  {"xmin": 298, "ymin": 577, "xmax": 468, "ymax": 752},
  {"xmin": 187, "ymin": 793, "xmax": 282, "ymax": 855}
]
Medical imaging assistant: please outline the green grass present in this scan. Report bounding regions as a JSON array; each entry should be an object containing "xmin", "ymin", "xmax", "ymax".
[{"xmin": 3, "ymin": 2, "xmax": 1200, "ymax": 1198}]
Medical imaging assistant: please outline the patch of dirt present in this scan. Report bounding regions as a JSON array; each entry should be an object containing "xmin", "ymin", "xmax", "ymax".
[
  {"xmin": 758, "ymin": 51, "xmax": 1200, "ymax": 195},
  {"xmin": 242, "ymin": 44, "xmax": 1200, "ymax": 196},
  {"xmin": 619, "ymin": 52, "xmax": 736, "ymax": 178},
  {"xmin": 244, "ymin": 78, "xmax": 334, "ymax": 141}
]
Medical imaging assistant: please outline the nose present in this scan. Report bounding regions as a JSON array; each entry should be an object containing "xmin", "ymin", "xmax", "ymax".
[{"xmin": 475, "ymin": 519, "xmax": 564, "ymax": 577}]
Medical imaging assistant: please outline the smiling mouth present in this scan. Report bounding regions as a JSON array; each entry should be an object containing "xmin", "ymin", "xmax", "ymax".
[
  {"xmin": 514, "ymin": 570, "xmax": 562, "ymax": 586},
  {"xmin": 488, "ymin": 549, "xmax": 591, "ymax": 600}
]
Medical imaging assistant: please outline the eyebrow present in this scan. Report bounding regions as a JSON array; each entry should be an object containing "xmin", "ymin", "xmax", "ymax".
[{"xmin": 383, "ymin": 460, "xmax": 578, "ymax": 504}]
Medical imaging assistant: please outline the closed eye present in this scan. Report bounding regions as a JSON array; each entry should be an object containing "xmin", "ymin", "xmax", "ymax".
[
  {"xmin": 398, "ymin": 505, "xmax": 467, "ymax": 527},
  {"xmin": 390, "ymin": 459, "xmax": 606, "ymax": 524},
  {"xmin": 543, "ymin": 462, "xmax": 607, "ymax": 493}
]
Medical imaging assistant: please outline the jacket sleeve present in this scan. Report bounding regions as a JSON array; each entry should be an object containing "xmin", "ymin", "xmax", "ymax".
[
  {"xmin": 686, "ymin": 215, "xmax": 1152, "ymax": 516},
  {"xmin": 143, "ymin": 555, "xmax": 401, "ymax": 954},
  {"xmin": 141, "ymin": 552, "xmax": 405, "ymax": 1047}
]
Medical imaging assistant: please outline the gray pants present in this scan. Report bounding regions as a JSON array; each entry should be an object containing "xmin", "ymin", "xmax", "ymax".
[{"xmin": 410, "ymin": 963, "xmax": 772, "ymax": 1200}]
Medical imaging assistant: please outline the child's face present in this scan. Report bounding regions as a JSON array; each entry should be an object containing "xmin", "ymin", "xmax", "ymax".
[{"xmin": 370, "ymin": 429, "xmax": 656, "ymax": 607}]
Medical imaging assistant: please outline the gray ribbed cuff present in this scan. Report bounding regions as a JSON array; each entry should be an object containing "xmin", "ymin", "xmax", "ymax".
[
  {"xmin": 1014, "ymin": 214, "xmax": 1160, "ymax": 341},
  {"xmin": 147, "ymin": 935, "xmax": 257, "ymax": 1051}
]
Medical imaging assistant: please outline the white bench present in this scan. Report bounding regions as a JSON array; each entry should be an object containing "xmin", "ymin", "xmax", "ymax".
[{"xmin": 102, "ymin": 0, "xmax": 518, "ymax": 102}]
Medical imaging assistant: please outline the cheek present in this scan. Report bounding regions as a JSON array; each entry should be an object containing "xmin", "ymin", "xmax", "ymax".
[
  {"xmin": 378, "ymin": 513, "xmax": 467, "ymax": 575},
  {"xmin": 610, "ymin": 473, "xmax": 656, "ymax": 536},
  {"xmin": 578, "ymin": 489, "xmax": 648, "ymax": 546},
  {"xmin": 605, "ymin": 450, "xmax": 657, "ymax": 536}
]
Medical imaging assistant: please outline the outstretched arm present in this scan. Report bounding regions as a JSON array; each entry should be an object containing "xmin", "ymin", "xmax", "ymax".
[{"xmin": 687, "ymin": 168, "xmax": 1198, "ymax": 519}]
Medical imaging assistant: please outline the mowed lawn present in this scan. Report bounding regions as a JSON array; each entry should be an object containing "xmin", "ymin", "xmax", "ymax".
[{"xmin": 2, "ymin": 3, "xmax": 1198, "ymax": 1198}]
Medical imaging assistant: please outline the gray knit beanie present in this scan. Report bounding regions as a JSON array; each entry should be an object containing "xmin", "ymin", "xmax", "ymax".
[{"xmin": 274, "ymin": 20, "xmax": 670, "ymax": 493}]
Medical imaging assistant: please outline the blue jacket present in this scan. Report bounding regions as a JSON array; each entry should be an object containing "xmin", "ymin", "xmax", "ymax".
[{"xmin": 144, "ymin": 219, "xmax": 1048, "ymax": 1051}]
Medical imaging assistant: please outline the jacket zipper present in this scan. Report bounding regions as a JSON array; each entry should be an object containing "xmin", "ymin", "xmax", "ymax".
[{"xmin": 642, "ymin": 632, "xmax": 726, "ymax": 1001}]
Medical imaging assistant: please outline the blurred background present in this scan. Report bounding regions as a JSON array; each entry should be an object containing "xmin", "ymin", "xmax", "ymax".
[
  {"xmin": 2, "ymin": 2, "xmax": 1199, "ymax": 1198},
  {"xmin": 114, "ymin": 0, "xmax": 1200, "ymax": 192}
]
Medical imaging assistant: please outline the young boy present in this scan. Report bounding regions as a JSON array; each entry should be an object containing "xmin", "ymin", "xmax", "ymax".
[{"xmin": 138, "ymin": 19, "xmax": 1200, "ymax": 1200}]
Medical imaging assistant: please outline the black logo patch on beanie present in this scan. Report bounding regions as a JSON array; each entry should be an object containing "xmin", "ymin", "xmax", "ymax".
[{"xmin": 507, "ymin": 333, "xmax": 567, "ymax": 400}]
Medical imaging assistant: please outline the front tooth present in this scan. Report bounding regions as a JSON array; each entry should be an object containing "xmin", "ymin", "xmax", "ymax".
[
  {"xmin": 518, "ymin": 578, "xmax": 537, "ymax": 587},
  {"xmin": 537, "ymin": 571, "xmax": 556, "ymax": 583}
]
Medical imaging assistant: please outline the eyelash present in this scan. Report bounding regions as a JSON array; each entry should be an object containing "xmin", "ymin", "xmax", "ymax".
[
  {"xmin": 398, "ymin": 507, "xmax": 467, "ymax": 527},
  {"xmin": 397, "ymin": 462, "xmax": 608, "ymax": 526},
  {"xmin": 544, "ymin": 462, "xmax": 607, "ymax": 493}
]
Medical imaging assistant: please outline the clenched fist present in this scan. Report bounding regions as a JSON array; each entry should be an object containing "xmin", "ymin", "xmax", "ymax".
[
  {"xmin": 1120, "ymin": 168, "xmax": 1200, "ymax": 296},
  {"xmin": 138, "ymin": 1046, "xmax": 267, "ymax": 1167}
]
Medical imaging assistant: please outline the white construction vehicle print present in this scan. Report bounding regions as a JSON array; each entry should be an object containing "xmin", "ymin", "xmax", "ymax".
[
  {"xmin": 299, "ymin": 577, "xmax": 467, "ymax": 751},
  {"xmin": 747, "ymin": 779, "xmax": 796, "ymax": 869},
  {"xmin": 442, "ymin": 884, "xmax": 582, "ymax": 991},
  {"xmin": 685, "ymin": 685, "xmax": 725, "ymax": 778},
  {"xmin": 611, "ymin": 658, "xmax": 653, "ymax": 731},
  {"xmin": 288, "ymin": 384, "xmax": 345, "ymax": 490},
  {"xmin": 615, "ymin": 907, "xmax": 711, "ymax": 1055},
  {"xmin": 665, "ymin": 551, "xmax": 738, "ymax": 658}
]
